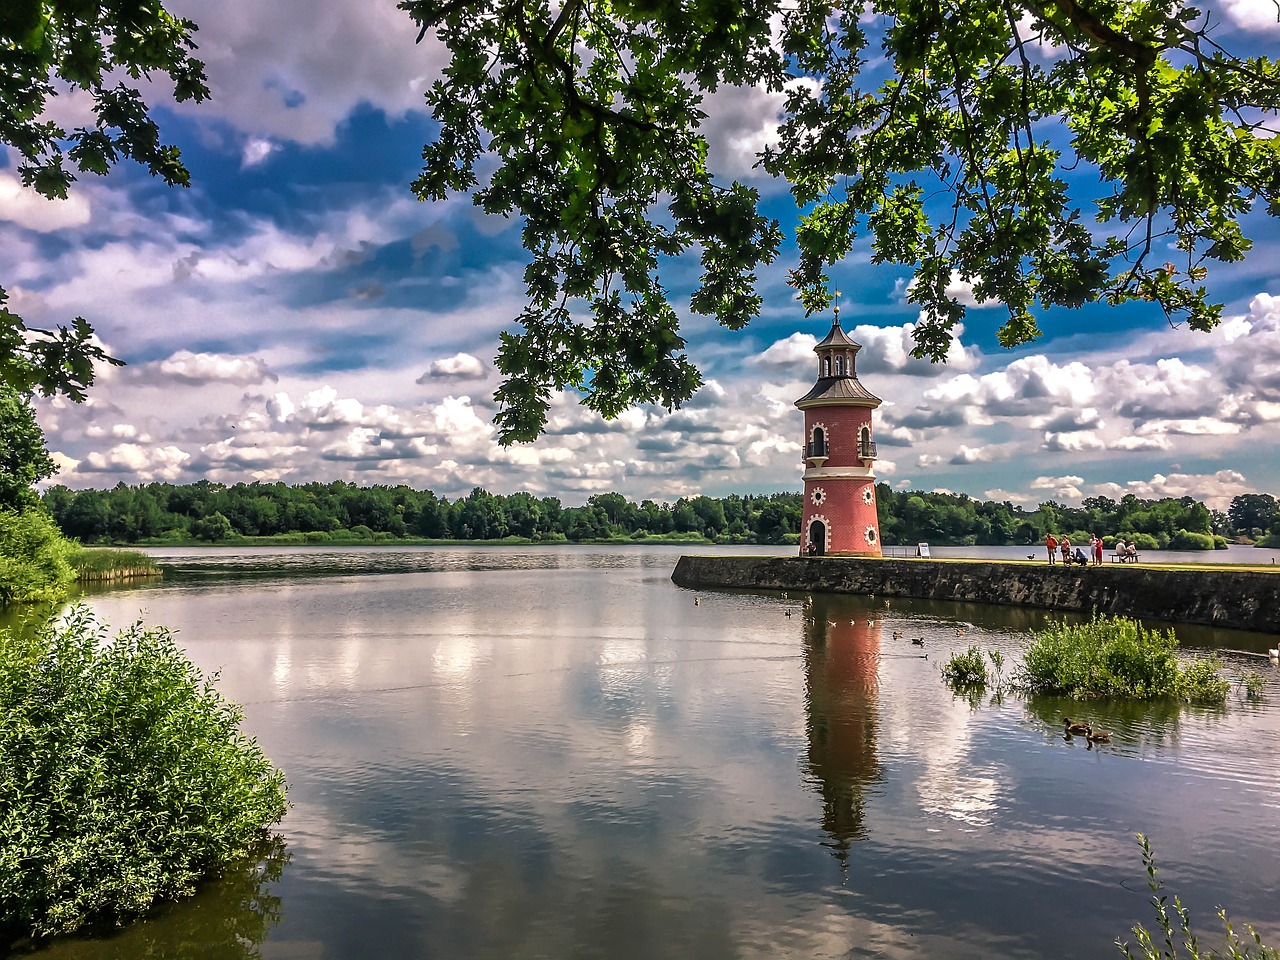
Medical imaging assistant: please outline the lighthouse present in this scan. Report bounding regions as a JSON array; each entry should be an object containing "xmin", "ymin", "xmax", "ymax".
[{"xmin": 796, "ymin": 298, "xmax": 883, "ymax": 556}]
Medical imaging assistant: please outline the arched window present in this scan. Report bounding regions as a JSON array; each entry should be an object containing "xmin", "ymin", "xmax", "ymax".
[
  {"xmin": 823, "ymin": 357, "xmax": 831, "ymax": 377},
  {"xmin": 859, "ymin": 425, "xmax": 876, "ymax": 461},
  {"xmin": 812, "ymin": 427, "xmax": 827, "ymax": 458},
  {"xmin": 835, "ymin": 356, "xmax": 844, "ymax": 376}
]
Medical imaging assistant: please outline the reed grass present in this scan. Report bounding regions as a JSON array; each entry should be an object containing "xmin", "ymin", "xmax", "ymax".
[{"xmin": 67, "ymin": 547, "xmax": 161, "ymax": 582}]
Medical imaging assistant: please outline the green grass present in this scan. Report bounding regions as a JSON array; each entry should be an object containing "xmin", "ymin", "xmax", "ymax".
[
  {"xmin": 66, "ymin": 547, "xmax": 161, "ymax": 581},
  {"xmin": 1019, "ymin": 615, "xmax": 1229, "ymax": 702},
  {"xmin": 0, "ymin": 607, "xmax": 287, "ymax": 943}
]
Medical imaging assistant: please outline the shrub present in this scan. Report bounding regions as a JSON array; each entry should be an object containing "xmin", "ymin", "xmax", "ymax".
[
  {"xmin": 0, "ymin": 608, "xmax": 287, "ymax": 943},
  {"xmin": 942, "ymin": 646, "xmax": 989, "ymax": 687},
  {"xmin": 0, "ymin": 507, "xmax": 74, "ymax": 607},
  {"xmin": 1170, "ymin": 530, "xmax": 1216, "ymax": 551},
  {"xmin": 1019, "ymin": 615, "xmax": 1228, "ymax": 703}
]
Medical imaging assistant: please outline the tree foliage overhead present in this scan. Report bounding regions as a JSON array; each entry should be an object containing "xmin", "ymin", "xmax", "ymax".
[
  {"xmin": 0, "ymin": 0, "xmax": 208, "ymax": 399},
  {"xmin": 400, "ymin": 0, "xmax": 1280, "ymax": 441}
]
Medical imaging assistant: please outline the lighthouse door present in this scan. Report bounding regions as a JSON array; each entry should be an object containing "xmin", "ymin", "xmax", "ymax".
[{"xmin": 809, "ymin": 520, "xmax": 827, "ymax": 556}]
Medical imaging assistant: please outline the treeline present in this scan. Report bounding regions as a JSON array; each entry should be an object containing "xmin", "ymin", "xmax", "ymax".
[
  {"xmin": 41, "ymin": 481, "xmax": 803, "ymax": 545},
  {"xmin": 40, "ymin": 480, "xmax": 1278, "ymax": 550}
]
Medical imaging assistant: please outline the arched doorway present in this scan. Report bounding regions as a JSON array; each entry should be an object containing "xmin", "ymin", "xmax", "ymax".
[{"xmin": 809, "ymin": 520, "xmax": 827, "ymax": 556}]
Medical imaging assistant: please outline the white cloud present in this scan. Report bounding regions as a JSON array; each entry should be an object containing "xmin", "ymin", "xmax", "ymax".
[
  {"xmin": 0, "ymin": 172, "xmax": 91, "ymax": 231},
  {"xmin": 1031, "ymin": 474, "xmax": 1085, "ymax": 500},
  {"xmin": 417, "ymin": 352, "xmax": 486, "ymax": 382},
  {"xmin": 750, "ymin": 333, "xmax": 817, "ymax": 368},
  {"xmin": 241, "ymin": 137, "xmax": 277, "ymax": 168},
  {"xmin": 163, "ymin": 0, "xmax": 436, "ymax": 145},
  {"xmin": 1043, "ymin": 430, "xmax": 1105, "ymax": 452},
  {"xmin": 1219, "ymin": 0, "xmax": 1280, "ymax": 30},
  {"xmin": 1092, "ymin": 471, "xmax": 1252, "ymax": 511},
  {"xmin": 144, "ymin": 350, "xmax": 278, "ymax": 386},
  {"xmin": 83, "ymin": 443, "xmax": 191, "ymax": 480},
  {"xmin": 950, "ymin": 444, "xmax": 992, "ymax": 465}
]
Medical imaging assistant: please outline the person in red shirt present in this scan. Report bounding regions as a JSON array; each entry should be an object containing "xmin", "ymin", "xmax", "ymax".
[
  {"xmin": 1092, "ymin": 534, "xmax": 1104, "ymax": 566},
  {"xmin": 1046, "ymin": 533, "xmax": 1058, "ymax": 564}
]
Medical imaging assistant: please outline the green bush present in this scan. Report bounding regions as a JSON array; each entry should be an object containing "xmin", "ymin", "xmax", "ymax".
[
  {"xmin": 0, "ymin": 607, "xmax": 287, "ymax": 943},
  {"xmin": 942, "ymin": 646, "xmax": 989, "ymax": 687},
  {"xmin": 1019, "ymin": 615, "xmax": 1228, "ymax": 703},
  {"xmin": 1169, "ymin": 529, "xmax": 1215, "ymax": 550},
  {"xmin": 0, "ymin": 507, "xmax": 74, "ymax": 607}
]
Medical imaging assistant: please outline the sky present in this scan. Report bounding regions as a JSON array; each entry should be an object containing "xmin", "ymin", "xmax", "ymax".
[{"xmin": 5, "ymin": 0, "xmax": 1280, "ymax": 511}]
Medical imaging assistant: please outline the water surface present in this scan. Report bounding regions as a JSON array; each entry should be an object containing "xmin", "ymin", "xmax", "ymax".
[{"xmin": 25, "ymin": 545, "xmax": 1280, "ymax": 959}]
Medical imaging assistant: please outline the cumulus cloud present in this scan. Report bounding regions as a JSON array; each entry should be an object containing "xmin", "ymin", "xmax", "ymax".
[
  {"xmin": 1043, "ymin": 431, "xmax": 1105, "ymax": 452},
  {"xmin": 1031, "ymin": 474, "xmax": 1085, "ymax": 500},
  {"xmin": 1218, "ymin": 0, "xmax": 1280, "ymax": 30},
  {"xmin": 1092, "ymin": 470, "xmax": 1252, "ymax": 511},
  {"xmin": 136, "ymin": 350, "xmax": 278, "ymax": 386},
  {"xmin": 949, "ymin": 444, "xmax": 991, "ymax": 465},
  {"xmin": 750, "ymin": 333, "xmax": 817, "ymax": 369},
  {"xmin": 417, "ymin": 352, "xmax": 487, "ymax": 382},
  {"xmin": 83, "ymin": 443, "xmax": 191, "ymax": 480},
  {"xmin": 162, "ymin": 0, "xmax": 435, "ymax": 145},
  {"xmin": 0, "ymin": 172, "xmax": 92, "ymax": 231}
]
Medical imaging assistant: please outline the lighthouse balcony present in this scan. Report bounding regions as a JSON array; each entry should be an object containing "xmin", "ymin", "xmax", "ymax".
[
  {"xmin": 858, "ymin": 439, "xmax": 878, "ymax": 460},
  {"xmin": 805, "ymin": 440, "xmax": 829, "ymax": 466}
]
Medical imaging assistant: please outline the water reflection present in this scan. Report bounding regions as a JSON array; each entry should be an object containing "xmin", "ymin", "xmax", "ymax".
[
  {"xmin": 10, "ymin": 546, "xmax": 1280, "ymax": 959},
  {"xmin": 802, "ymin": 596, "xmax": 884, "ymax": 863}
]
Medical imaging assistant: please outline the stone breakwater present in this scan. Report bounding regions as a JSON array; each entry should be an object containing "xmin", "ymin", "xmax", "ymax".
[{"xmin": 671, "ymin": 555, "xmax": 1280, "ymax": 634}]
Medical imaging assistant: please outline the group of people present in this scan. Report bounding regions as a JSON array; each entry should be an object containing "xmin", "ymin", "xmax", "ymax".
[{"xmin": 1044, "ymin": 533, "xmax": 1116, "ymax": 566}]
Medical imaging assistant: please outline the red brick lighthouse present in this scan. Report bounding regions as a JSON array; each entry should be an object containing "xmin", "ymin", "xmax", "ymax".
[{"xmin": 796, "ymin": 298, "xmax": 883, "ymax": 556}]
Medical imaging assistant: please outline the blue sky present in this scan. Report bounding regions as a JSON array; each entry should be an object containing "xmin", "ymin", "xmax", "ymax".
[{"xmin": 5, "ymin": 0, "xmax": 1280, "ymax": 509}]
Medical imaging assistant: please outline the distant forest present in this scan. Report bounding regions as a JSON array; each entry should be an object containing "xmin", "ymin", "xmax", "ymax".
[{"xmin": 41, "ymin": 481, "xmax": 1280, "ymax": 550}]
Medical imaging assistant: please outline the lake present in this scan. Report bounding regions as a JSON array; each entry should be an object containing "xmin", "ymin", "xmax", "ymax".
[{"xmin": 21, "ymin": 545, "xmax": 1280, "ymax": 959}]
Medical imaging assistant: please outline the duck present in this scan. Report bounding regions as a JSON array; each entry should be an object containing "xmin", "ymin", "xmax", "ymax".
[
  {"xmin": 1063, "ymin": 718, "xmax": 1091, "ymax": 736},
  {"xmin": 911, "ymin": 637, "xmax": 925, "ymax": 647},
  {"xmin": 1027, "ymin": 554, "xmax": 1036, "ymax": 560},
  {"xmin": 1269, "ymin": 647, "xmax": 1278, "ymax": 659},
  {"xmin": 893, "ymin": 630, "xmax": 903, "ymax": 639},
  {"xmin": 1086, "ymin": 727, "xmax": 1111, "ymax": 743}
]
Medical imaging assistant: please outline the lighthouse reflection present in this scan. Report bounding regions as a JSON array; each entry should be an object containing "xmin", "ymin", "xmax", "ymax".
[{"xmin": 802, "ymin": 595, "xmax": 884, "ymax": 864}]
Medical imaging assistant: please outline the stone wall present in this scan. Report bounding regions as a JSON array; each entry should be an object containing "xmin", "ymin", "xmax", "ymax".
[{"xmin": 671, "ymin": 555, "xmax": 1280, "ymax": 634}]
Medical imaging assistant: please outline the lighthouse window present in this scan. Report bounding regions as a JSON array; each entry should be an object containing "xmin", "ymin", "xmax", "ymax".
[
  {"xmin": 835, "ymin": 356, "xmax": 844, "ymax": 376},
  {"xmin": 823, "ymin": 357, "xmax": 831, "ymax": 377},
  {"xmin": 811, "ymin": 427, "xmax": 827, "ymax": 458}
]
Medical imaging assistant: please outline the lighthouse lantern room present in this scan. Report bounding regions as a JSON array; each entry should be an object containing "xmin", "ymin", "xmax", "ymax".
[{"xmin": 795, "ymin": 298, "xmax": 882, "ymax": 557}]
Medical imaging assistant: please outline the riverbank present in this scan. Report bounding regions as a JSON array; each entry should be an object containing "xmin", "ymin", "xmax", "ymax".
[{"xmin": 671, "ymin": 554, "xmax": 1280, "ymax": 634}]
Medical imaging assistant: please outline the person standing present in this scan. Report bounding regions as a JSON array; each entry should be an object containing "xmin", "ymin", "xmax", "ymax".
[
  {"xmin": 1092, "ymin": 535, "xmax": 1104, "ymax": 566},
  {"xmin": 1060, "ymin": 536, "xmax": 1071, "ymax": 565},
  {"xmin": 1046, "ymin": 533, "xmax": 1058, "ymax": 564}
]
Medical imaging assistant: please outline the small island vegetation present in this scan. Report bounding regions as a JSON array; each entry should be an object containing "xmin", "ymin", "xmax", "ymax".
[
  {"xmin": 940, "ymin": 615, "xmax": 1231, "ymax": 704},
  {"xmin": 39, "ymin": 479, "xmax": 1280, "ymax": 551},
  {"xmin": 0, "ymin": 608, "xmax": 287, "ymax": 947}
]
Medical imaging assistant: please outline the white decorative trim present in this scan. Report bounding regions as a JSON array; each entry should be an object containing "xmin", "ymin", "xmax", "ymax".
[
  {"xmin": 803, "ymin": 465, "xmax": 876, "ymax": 481},
  {"xmin": 806, "ymin": 514, "xmax": 831, "ymax": 548},
  {"xmin": 865, "ymin": 526, "xmax": 879, "ymax": 545},
  {"xmin": 811, "ymin": 486, "xmax": 827, "ymax": 506},
  {"xmin": 862, "ymin": 486, "xmax": 875, "ymax": 505}
]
